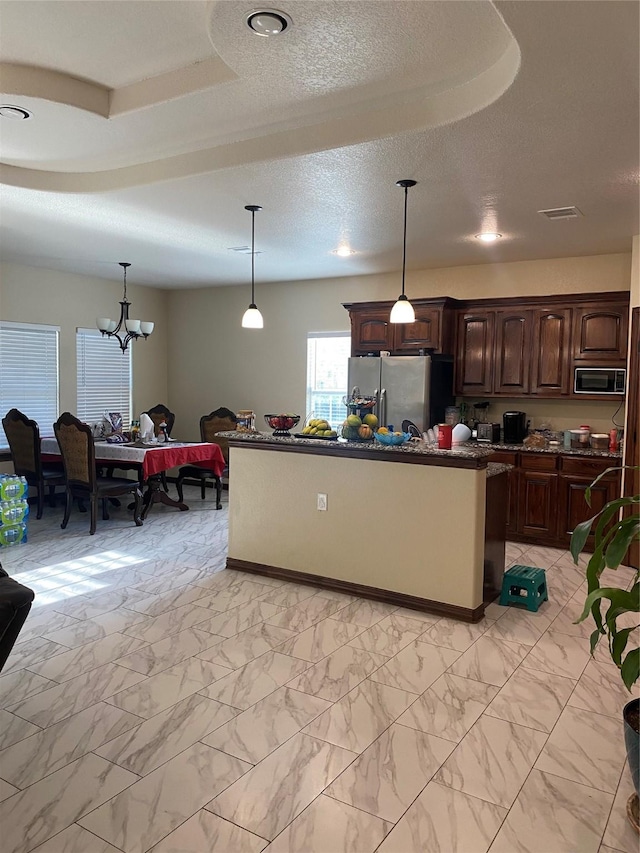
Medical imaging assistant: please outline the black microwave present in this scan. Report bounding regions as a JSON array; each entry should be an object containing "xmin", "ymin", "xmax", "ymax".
[{"xmin": 574, "ymin": 367, "xmax": 626, "ymax": 395}]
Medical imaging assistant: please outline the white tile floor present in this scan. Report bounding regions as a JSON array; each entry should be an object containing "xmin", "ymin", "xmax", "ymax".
[{"xmin": 0, "ymin": 488, "xmax": 638, "ymax": 853}]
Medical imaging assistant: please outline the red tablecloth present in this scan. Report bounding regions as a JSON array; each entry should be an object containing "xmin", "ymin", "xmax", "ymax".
[
  {"xmin": 41, "ymin": 440, "xmax": 225, "ymax": 480},
  {"xmin": 141, "ymin": 444, "xmax": 225, "ymax": 478}
]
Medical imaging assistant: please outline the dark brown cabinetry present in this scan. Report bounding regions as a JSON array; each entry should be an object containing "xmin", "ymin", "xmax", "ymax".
[
  {"xmin": 494, "ymin": 310, "xmax": 532, "ymax": 395},
  {"xmin": 573, "ymin": 304, "xmax": 629, "ymax": 363},
  {"xmin": 488, "ymin": 451, "xmax": 621, "ymax": 550},
  {"xmin": 344, "ymin": 299, "xmax": 455, "ymax": 357},
  {"xmin": 455, "ymin": 311, "xmax": 495, "ymax": 395},
  {"xmin": 350, "ymin": 308, "xmax": 394, "ymax": 354},
  {"xmin": 456, "ymin": 309, "xmax": 533, "ymax": 396},
  {"xmin": 345, "ymin": 291, "xmax": 629, "ymax": 397},
  {"xmin": 530, "ymin": 308, "xmax": 572, "ymax": 396}
]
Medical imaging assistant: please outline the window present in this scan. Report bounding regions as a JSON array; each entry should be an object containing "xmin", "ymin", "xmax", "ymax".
[
  {"xmin": 0, "ymin": 322, "xmax": 60, "ymax": 443},
  {"xmin": 306, "ymin": 333, "xmax": 351, "ymax": 429},
  {"xmin": 76, "ymin": 329, "xmax": 132, "ymax": 427}
]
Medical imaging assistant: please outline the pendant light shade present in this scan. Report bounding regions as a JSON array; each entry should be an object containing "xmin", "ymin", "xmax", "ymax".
[
  {"xmin": 241, "ymin": 204, "xmax": 264, "ymax": 329},
  {"xmin": 390, "ymin": 179, "xmax": 417, "ymax": 324}
]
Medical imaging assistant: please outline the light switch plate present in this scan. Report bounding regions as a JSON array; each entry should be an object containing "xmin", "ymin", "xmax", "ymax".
[{"xmin": 317, "ymin": 493, "xmax": 327, "ymax": 511}]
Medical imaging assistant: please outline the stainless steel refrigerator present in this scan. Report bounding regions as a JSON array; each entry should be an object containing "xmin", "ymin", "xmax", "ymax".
[{"xmin": 347, "ymin": 355, "xmax": 454, "ymax": 433}]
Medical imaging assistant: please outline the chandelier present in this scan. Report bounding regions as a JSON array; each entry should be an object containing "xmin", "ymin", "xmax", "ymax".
[
  {"xmin": 96, "ymin": 262, "xmax": 154, "ymax": 353},
  {"xmin": 389, "ymin": 179, "xmax": 417, "ymax": 324}
]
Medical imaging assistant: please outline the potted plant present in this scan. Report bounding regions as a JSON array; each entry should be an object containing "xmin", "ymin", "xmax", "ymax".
[{"xmin": 571, "ymin": 466, "xmax": 639, "ymax": 832}]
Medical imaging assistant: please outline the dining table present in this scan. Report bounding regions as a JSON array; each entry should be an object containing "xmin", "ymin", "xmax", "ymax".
[{"xmin": 41, "ymin": 437, "xmax": 225, "ymax": 519}]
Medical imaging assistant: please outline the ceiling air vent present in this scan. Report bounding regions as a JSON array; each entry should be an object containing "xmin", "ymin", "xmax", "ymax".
[{"xmin": 538, "ymin": 206, "xmax": 583, "ymax": 220}]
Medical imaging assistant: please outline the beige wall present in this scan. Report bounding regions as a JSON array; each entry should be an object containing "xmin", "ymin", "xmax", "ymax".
[
  {"xmin": 228, "ymin": 446, "xmax": 486, "ymax": 611},
  {"xmin": 168, "ymin": 252, "xmax": 631, "ymax": 440},
  {"xmin": 0, "ymin": 262, "xmax": 169, "ymax": 418}
]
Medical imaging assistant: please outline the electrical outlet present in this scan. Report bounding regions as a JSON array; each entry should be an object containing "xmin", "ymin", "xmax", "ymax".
[{"xmin": 317, "ymin": 493, "xmax": 327, "ymax": 511}]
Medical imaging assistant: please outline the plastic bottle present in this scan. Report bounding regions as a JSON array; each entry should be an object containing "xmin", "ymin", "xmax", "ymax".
[{"xmin": 0, "ymin": 522, "xmax": 27, "ymax": 547}]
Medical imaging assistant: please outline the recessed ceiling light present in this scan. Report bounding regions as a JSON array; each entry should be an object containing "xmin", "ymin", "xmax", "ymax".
[
  {"xmin": 246, "ymin": 9, "xmax": 292, "ymax": 36},
  {"xmin": 333, "ymin": 245, "xmax": 355, "ymax": 257},
  {"xmin": 475, "ymin": 232, "xmax": 502, "ymax": 243},
  {"xmin": 0, "ymin": 105, "xmax": 31, "ymax": 120}
]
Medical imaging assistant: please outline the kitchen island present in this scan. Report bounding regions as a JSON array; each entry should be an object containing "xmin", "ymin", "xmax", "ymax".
[{"xmin": 223, "ymin": 432, "xmax": 507, "ymax": 622}]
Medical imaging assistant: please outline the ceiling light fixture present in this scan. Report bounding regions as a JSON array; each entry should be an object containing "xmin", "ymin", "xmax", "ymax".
[
  {"xmin": 246, "ymin": 9, "xmax": 292, "ymax": 36},
  {"xmin": 476, "ymin": 232, "xmax": 502, "ymax": 243},
  {"xmin": 241, "ymin": 205, "xmax": 264, "ymax": 329},
  {"xmin": 390, "ymin": 179, "xmax": 417, "ymax": 324},
  {"xmin": 334, "ymin": 245, "xmax": 355, "ymax": 257},
  {"xmin": 0, "ymin": 105, "xmax": 31, "ymax": 120},
  {"xmin": 96, "ymin": 263, "xmax": 154, "ymax": 354}
]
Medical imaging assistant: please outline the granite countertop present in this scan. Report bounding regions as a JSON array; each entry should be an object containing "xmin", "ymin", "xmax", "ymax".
[
  {"xmin": 459, "ymin": 440, "xmax": 622, "ymax": 459},
  {"xmin": 223, "ymin": 430, "xmax": 495, "ymax": 462},
  {"xmin": 486, "ymin": 462, "xmax": 514, "ymax": 478}
]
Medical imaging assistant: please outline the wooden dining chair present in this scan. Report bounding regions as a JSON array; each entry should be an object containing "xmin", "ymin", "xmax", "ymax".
[
  {"xmin": 2, "ymin": 408, "xmax": 65, "ymax": 519},
  {"xmin": 142, "ymin": 404, "xmax": 176, "ymax": 492},
  {"xmin": 175, "ymin": 407, "xmax": 236, "ymax": 509},
  {"xmin": 53, "ymin": 412, "xmax": 143, "ymax": 535}
]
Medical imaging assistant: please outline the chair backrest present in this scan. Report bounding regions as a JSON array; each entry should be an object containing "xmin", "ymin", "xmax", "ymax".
[
  {"xmin": 200, "ymin": 407, "xmax": 237, "ymax": 463},
  {"xmin": 2, "ymin": 408, "xmax": 42, "ymax": 480},
  {"xmin": 54, "ymin": 412, "xmax": 96, "ymax": 490},
  {"xmin": 143, "ymin": 404, "xmax": 175, "ymax": 437}
]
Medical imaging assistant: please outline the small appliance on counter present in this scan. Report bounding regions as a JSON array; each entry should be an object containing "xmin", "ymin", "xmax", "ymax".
[
  {"xmin": 477, "ymin": 422, "xmax": 501, "ymax": 443},
  {"xmin": 503, "ymin": 411, "xmax": 528, "ymax": 444}
]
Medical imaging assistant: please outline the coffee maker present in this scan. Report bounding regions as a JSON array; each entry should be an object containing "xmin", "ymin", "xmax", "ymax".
[{"xmin": 503, "ymin": 411, "xmax": 528, "ymax": 444}]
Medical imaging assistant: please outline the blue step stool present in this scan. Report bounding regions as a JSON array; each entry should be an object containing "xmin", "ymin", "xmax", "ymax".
[{"xmin": 499, "ymin": 565, "xmax": 548, "ymax": 612}]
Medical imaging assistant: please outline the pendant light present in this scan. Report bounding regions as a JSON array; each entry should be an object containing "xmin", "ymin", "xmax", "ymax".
[
  {"xmin": 241, "ymin": 204, "xmax": 264, "ymax": 329},
  {"xmin": 389, "ymin": 179, "xmax": 417, "ymax": 324}
]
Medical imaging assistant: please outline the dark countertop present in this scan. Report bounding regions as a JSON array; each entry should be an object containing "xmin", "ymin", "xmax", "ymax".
[
  {"xmin": 223, "ymin": 431, "xmax": 495, "ymax": 469},
  {"xmin": 460, "ymin": 440, "xmax": 622, "ymax": 459},
  {"xmin": 486, "ymin": 462, "xmax": 513, "ymax": 478}
]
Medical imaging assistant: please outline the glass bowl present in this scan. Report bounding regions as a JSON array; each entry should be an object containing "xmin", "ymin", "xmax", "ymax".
[
  {"xmin": 374, "ymin": 431, "xmax": 411, "ymax": 446},
  {"xmin": 264, "ymin": 414, "xmax": 300, "ymax": 436}
]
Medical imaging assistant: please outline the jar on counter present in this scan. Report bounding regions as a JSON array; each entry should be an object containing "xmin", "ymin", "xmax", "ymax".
[{"xmin": 236, "ymin": 410, "xmax": 255, "ymax": 431}]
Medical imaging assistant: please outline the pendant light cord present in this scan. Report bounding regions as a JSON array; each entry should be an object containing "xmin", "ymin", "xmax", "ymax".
[
  {"xmin": 251, "ymin": 207, "xmax": 256, "ymax": 305},
  {"xmin": 401, "ymin": 184, "xmax": 409, "ymax": 298}
]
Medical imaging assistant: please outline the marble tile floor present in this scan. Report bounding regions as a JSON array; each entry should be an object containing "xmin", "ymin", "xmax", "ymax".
[{"xmin": 0, "ymin": 491, "xmax": 638, "ymax": 853}]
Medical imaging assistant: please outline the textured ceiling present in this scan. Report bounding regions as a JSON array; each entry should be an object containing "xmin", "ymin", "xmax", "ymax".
[{"xmin": 0, "ymin": 0, "xmax": 638, "ymax": 289}]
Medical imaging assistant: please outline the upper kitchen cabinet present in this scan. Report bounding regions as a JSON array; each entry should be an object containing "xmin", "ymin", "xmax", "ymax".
[
  {"xmin": 572, "ymin": 303, "xmax": 629, "ymax": 363},
  {"xmin": 457, "ymin": 308, "xmax": 535, "ymax": 396},
  {"xmin": 349, "ymin": 306, "xmax": 394, "ymax": 355},
  {"xmin": 455, "ymin": 311, "xmax": 495, "ymax": 395},
  {"xmin": 393, "ymin": 299, "xmax": 455, "ymax": 354},
  {"xmin": 530, "ymin": 308, "xmax": 572, "ymax": 396},
  {"xmin": 494, "ymin": 310, "xmax": 533, "ymax": 395},
  {"xmin": 343, "ymin": 299, "xmax": 455, "ymax": 357}
]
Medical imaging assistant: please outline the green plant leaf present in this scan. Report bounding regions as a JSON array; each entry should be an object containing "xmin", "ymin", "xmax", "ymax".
[
  {"xmin": 611, "ymin": 627, "xmax": 633, "ymax": 667},
  {"xmin": 571, "ymin": 517, "xmax": 596, "ymax": 563},
  {"xmin": 605, "ymin": 519, "xmax": 640, "ymax": 568},
  {"xmin": 620, "ymin": 647, "xmax": 640, "ymax": 691},
  {"xmin": 589, "ymin": 627, "xmax": 603, "ymax": 655}
]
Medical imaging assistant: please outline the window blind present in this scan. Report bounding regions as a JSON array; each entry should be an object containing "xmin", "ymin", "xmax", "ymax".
[
  {"xmin": 306, "ymin": 333, "xmax": 351, "ymax": 430},
  {"xmin": 76, "ymin": 329, "xmax": 132, "ymax": 426},
  {"xmin": 0, "ymin": 322, "xmax": 60, "ymax": 443}
]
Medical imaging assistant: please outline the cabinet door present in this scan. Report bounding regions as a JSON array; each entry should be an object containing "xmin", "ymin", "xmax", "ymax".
[
  {"xmin": 393, "ymin": 306, "xmax": 441, "ymax": 353},
  {"xmin": 558, "ymin": 473, "xmax": 620, "ymax": 547},
  {"xmin": 488, "ymin": 451, "xmax": 518, "ymax": 535},
  {"xmin": 351, "ymin": 309, "xmax": 394, "ymax": 355},
  {"xmin": 572, "ymin": 305, "xmax": 629, "ymax": 362},
  {"xmin": 531, "ymin": 309, "xmax": 572, "ymax": 395},
  {"xmin": 455, "ymin": 311, "xmax": 495, "ymax": 395},
  {"xmin": 518, "ymin": 471, "xmax": 558, "ymax": 540},
  {"xmin": 494, "ymin": 311, "xmax": 532, "ymax": 395}
]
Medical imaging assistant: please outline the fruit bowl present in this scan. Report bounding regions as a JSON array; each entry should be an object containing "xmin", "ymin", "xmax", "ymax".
[
  {"xmin": 264, "ymin": 414, "xmax": 300, "ymax": 436},
  {"xmin": 374, "ymin": 431, "xmax": 411, "ymax": 446}
]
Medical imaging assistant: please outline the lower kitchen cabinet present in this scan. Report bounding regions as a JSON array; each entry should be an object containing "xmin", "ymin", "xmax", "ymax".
[
  {"xmin": 519, "ymin": 470, "xmax": 559, "ymax": 540},
  {"xmin": 488, "ymin": 451, "xmax": 621, "ymax": 551}
]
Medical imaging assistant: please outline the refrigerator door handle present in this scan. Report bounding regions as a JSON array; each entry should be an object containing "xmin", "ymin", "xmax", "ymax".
[{"xmin": 380, "ymin": 388, "xmax": 386, "ymax": 427}]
